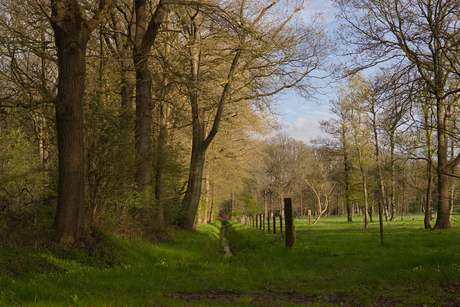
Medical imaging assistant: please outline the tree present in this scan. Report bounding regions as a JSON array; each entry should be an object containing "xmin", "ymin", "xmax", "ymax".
[
  {"xmin": 132, "ymin": 0, "xmax": 171, "ymax": 210},
  {"xmin": 178, "ymin": 0, "xmax": 330, "ymax": 230},
  {"xmin": 365, "ymin": 72, "xmax": 411, "ymax": 221},
  {"xmin": 335, "ymin": 0, "xmax": 460, "ymax": 229},
  {"xmin": 350, "ymin": 97, "xmax": 371, "ymax": 227},
  {"xmin": 263, "ymin": 133, "xmax": 307, "ymax": 218},
  {"xmin": 365, "ymin": 75, "xmax": 389, "ymax": 220},
  {"xmin": 320, "ymin": 102, "xmax": 353, "ymax": 221},
  {"xmin": 34, "ymin": 0, "xmax": 113, "ymax": 244},
  {"xmin": 303, "ymin": 148, "xmax": 337, "ymax": 224}
]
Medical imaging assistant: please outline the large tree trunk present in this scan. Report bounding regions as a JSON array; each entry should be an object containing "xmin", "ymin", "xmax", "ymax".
[
  {"xmin": 53, "ymin": 37, "xmax": 86, "ymax": 244},
  {"xmin": 181, "ymin": 149, "xmax": 206, "ymax": 229},
  {"xmin": 50, "ymin": 0, "xmax": 112, "ymax": 244},
  {"xmin": 179, "ymin": 13, "xmax": 241, "ymax": 230}
]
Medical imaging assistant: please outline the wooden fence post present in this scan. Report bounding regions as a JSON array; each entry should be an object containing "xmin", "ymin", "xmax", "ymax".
[{"xmin": 284, "ymin": 198, "xmax": 295, "ymax": 247}]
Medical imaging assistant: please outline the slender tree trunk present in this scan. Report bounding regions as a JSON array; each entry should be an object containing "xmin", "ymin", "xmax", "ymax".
[
  {"xmin": 204, "ymin": 171, "xmax": 211, "ymax": 222},
  {"xmin": 390, "ymin": 133, "xmax": 396, "ymax": 221},
  {"xmin": 110, "ymin": 9, "xmax": 135, "ymax": 122},
  {"xmin": 342, "ymin": 123, "xmax": 352, "ymax": 222},
  {"xmin": 280, "ymin": 194, "xmax": 284, "ymax": 219},
  {"xmin": 133, "ymin": 0, "xmax": 170, "ymax": 210},
  {"xmin": 155, "ymin": 102, "xmax": 168, "ymax": 225},
  {"xmin": 370, "ymin": 100, "xmax": 388, "ymax": 220},
  {"xmin": 264, "ymin": 190, "xmax": 268, "ymax": 222},
  {"xmin": 384, "ymin": 197, "xmax": 390, "ymax": 221},
  {"xmin": 300, "ymin": 192, "xmax": 303, "ymax": 217},
  {"xmin": 154, "ymin": 14, "xmax": 172, "ymax": 226},
  {"xmin": 423, "ymin": 101, "xmax": 434, "ymax": 229},
  {"xmin": 402, "ymin": 163, "xmax": 406, "ymax": 220},
  {"xmin": 433, "ymin": 49, "xmax": 453, "ymax": 228},
  {"xmin": 356, "ymin": 146, "xmax": 369, "ymax": 228},
  {"xmin": 449, "ymin": 126, "xmax": 456, "ymax": 220},
  {"xmin": 209, "ymin": 182, "xmax": 215, "ymax": 222},
  {"xmin": 434, "ymin": 99, "xmax": 451, "ymax": 229},
  {"xmin": 133, "ymin": 52, "xmax": 152, "ymax": 198},
  {"xmin": 425, "ymin": 170, "xmax": 433, "ymax": 228}
]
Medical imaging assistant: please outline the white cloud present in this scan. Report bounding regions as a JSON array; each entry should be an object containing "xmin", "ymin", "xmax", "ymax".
[{"xmin": 281, "ymin": 117, "xmax": 328, "ymax": 143}]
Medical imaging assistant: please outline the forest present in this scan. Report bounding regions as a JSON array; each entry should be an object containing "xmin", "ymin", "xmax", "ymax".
[{"xmin": 1, "ymin": 0, "xmax": 460, "ymax": 248}]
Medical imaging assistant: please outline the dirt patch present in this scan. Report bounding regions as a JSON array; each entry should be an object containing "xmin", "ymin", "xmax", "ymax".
[
  {"xmin": 167, "ymin": 290, "xmax": 355, "ymax": 306},
  {"xmin": 166, "ymin": 290, "xmax": 460, "ymax": 306}
]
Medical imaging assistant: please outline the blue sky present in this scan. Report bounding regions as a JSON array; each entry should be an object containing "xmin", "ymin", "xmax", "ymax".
[{"xmin": 278, "ymin": 0, "xmax": 339, "ymax": 144}]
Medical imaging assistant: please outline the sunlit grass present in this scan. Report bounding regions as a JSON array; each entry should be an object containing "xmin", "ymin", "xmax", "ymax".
[{"xmin": 1, "ymin": 216, "xmax": 460, "ymax": 306}]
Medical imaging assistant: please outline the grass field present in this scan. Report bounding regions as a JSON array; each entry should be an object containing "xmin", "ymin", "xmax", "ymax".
[{"xmin": 1, "ymin": 214, "xmax": 460, "ymax": 306}]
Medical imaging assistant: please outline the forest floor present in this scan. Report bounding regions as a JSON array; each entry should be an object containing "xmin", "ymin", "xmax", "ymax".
[{"xmin": 1, "ymin": 214, "xmax": 460, "ymax": 306}]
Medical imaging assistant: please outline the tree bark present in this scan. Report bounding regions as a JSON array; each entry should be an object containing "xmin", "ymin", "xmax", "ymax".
[
  {"xmin": 342, "ymin": 122, "xmax": 352, "ymax": 222},
  {"xmin": 179, "ymin": 14, "xmax": 242, "ymax": 230},
  {"xmin": 434, "ymin": 97, "xmax": 452, "ymax": 229},
  {"xmin": 370, "ymin": 98, "xmax": 388, "ymax": 221},
  {"xmin": 358, "ymin": 151, "xmax": 369, "ymax": 229},
  {"xmin": 390, "ymin": 132, "xmax": 396, "ymax": 221},
  {"xmin": 50, "ymin": 0, "xmax": 112, "ymax": 244},
  {"xmin": 110, "ymin": 8, "xmax": 135, "ymax": 122},
  {"xmin": 133, "ymin": 0, "xmax": 170, "ymax": 206},
  {"xmin": 155, "ymin": 101, "xmax": 168, "ymax": 225}
]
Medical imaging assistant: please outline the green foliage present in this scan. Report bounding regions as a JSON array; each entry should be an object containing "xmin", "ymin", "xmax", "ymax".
[
  {"xmin": 240, "ymin": 191, "xmax": 260, "ymax": 215},
  {"xmin": 0, "ymin": 128, "xmax": 42, "ymax": 209},
  {"xmin": 409, "ymin": 199, "xmax": 422, "ymax": 213},
  {"xmin": 84, "ymin": 94, "xmax": 136, "ymax": 227},
  {"xmin": 0, "ymin": 128, "xmax": 54, "ymax": 247}
]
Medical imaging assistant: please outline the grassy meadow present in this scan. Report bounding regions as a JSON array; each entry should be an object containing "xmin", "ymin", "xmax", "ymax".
[{"xmin": 1, "ymin": 214, "xmax": 460, "ymax": 306}]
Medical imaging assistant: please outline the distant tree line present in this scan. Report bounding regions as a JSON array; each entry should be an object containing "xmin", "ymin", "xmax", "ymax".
[{"xmin": 235, "ymin": 0, "xmax": 460, "ymax": 230}]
